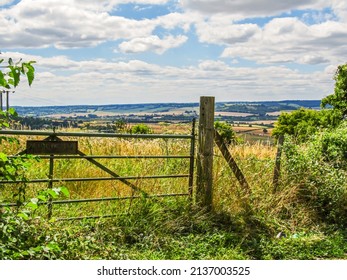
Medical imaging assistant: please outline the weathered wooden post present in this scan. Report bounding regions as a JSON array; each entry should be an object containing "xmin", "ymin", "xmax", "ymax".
[{"xmin": 196, "ymin": 96, "xmax": 215, "ymax": 211}]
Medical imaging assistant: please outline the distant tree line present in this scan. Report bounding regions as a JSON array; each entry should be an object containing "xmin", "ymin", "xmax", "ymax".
[{"xmin": 12, "ymin": 116, "xmax": 79, "ymax": 130}]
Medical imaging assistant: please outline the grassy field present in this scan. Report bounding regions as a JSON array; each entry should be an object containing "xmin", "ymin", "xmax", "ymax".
[{"xmin": 1, "ymin": 125, "xmax": 346, "ymax": 260}]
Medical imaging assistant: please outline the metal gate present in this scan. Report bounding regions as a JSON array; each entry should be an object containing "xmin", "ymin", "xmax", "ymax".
[{"xmin": 0, "ymin": 120, "xmax": 196, "ymax": 220}]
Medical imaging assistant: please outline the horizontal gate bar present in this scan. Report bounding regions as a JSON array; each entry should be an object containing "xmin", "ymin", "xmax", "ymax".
[
  {"xmin": 0, "ymin": 130, "xmax": 193, "ymax": 139},
  {"xmin": 57, "ymin": 214, "xmax": 121, "ymax": 221},
  {"xmin": 8, "ymin": 155, "xmax": 191, "ymax": 159},
  {"xmin": 0, "ymin": 193, "xmax": 189, "ymax": 207},
  {"xmin": 0, "ymin": 174, "xmax": 190, "ymax": 184}
]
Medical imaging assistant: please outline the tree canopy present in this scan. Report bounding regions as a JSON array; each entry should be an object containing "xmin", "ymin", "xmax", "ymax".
[
  {"xmin": 273, "ymin": 63, "xmax": 347, "ymax": 141},
  {"xmin": 321, "ymin": 63, "xmax": 347, "ymax": 118},
  {"xmin": 272, "ymin": 108, "xmax": 340, "ymax": 141}
]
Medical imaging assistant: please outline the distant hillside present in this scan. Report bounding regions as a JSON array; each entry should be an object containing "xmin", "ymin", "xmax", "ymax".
[{"xmin": 14, "ymin": 100, "xmax": 321, "ymax": 117}]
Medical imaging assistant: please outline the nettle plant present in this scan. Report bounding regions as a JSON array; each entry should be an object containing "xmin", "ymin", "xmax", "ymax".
[
  {"xmin": 1, "ymin": 56, "xmax": 36, "ymax": 203},
  {"xmin": 0, "ymin": 56, "xmax": 69, "ymax": 259}
]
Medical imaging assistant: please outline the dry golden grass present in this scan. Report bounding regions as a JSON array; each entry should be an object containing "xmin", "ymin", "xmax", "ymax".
[{"xmin": 0, "ymin": 128, "xmax": 319, "ymax": 230}]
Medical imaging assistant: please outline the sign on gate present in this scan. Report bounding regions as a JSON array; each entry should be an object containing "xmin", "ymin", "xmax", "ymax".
[{"xmin": 26, "ymin": 140, "xmax": 78, "ymax": 155}]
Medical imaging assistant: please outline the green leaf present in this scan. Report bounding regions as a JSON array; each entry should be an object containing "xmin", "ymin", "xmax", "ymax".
[
  {"xmin": 8, "ymin": 107, "xmax": 17, "ymax": 116},
  {"xmin": 47, "ymin": 189, "xmax": 58, "ymax": 198},
  {"xmin": 0, "ymin": 71, "xmax": 7, "ymax": 87},
  {"xmin": 22, "ymin": 62, "xmax": 35, "ymax": 86},
  {"xmin": 37, "ymin": 195, "xmax": 48, "ymax": 202},
  {"xmin": 60, "ymin": 186, "xmax": 70, "ymax": 197},
  {"xmin": 0, "ymin": 152, "xmax": 8, "ymax": 162},
  {"xmin": 17, "ymin": 212, "xmax": 29, "ymax": 221},
  {"xmin": 26, "ymin": 201, "xmax": 38, "ymax": 210},
  {"xmin": 9, "ymin": 66, "xmax": 20, "ymax": 87}
]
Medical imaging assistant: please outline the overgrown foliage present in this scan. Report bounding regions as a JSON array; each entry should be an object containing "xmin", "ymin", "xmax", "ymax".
[
  {"xmin": 272, "ymin": 108, "xmax": 340, "ymax": 142},
  {"xmin": 281, "ymin": 124, "xmax": 347, "ymax": 226},
  {"xmin": 322, "ymin": 63, "xmax": 347, "ymax": 118},
  {"xmin": 214, "ymin": 121, "xmax": 238, "ymax": 145},
  {"xmin": 1, "ymin": 56, "xmax": 36, "ymax": 202},
  {"xmin": 0, "ymin": 187, "xmax": 69, "ymax": 260}
]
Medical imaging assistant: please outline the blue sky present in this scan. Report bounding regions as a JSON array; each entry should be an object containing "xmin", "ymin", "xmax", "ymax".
[{"xmin": 1, "ymin": 0, "xmax": 347, "ymax": 106}]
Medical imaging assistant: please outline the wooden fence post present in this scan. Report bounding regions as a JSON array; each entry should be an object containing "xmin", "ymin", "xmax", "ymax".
[
  {"xmin": 196, "ymin": 96, "xmax": 215, "ymax": 211},
  {"xmin": 273, "ymin": 134, "xmax": 284, "ymax": 192}
]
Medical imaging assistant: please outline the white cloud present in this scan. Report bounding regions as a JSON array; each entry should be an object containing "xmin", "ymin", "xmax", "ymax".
[
  {"xmin": 195, "ymin": 19, "xmax": 260, "ymax": 45},
  {"xmin": 180, "ymin": 0, "xmax": 330, "ymax": 17},
  {"xmin": 331, "ymin": 0, "xmax": 347, "ymax": 22},
  {"xmin": 198, "ymin": 60, "xmax": 229, "ymax": 71},
  {"xmin": 220, "ymin": 18, "xmax": 347, "ymax": 65},
  {"xmin": 0, "ymin": 0, "xmax": 182, "ymax": 49},
  {"xmin": 2, "ymin": 51, "xmax": 336, "ymax": 106},
  {"xmin": 0, "ymin": 0, "xmax": 14, "ymax": 6},
  {"xmin": 118, "ymin": 35, "xmax": 188, "ymax": 54}
]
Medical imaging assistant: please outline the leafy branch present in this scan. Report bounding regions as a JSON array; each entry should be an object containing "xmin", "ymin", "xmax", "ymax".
[{"xmin": 0, "ymin": 57, "xmax": 35, "ymax": 89}]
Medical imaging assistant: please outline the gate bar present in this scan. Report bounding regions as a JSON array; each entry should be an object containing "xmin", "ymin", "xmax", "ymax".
[
  {"xmin": 0, "ymin": 130, "xmax": 193, "ymax": 139},
  {"xmin": 8, "ymin": 155, "xmax": 191, "ymax": 159},
  {"xmin": 0, "ymin": 174, "xmax": 190, "ymax": 184},
  {"xmin": 1, "ymin": 193, "xmax": 190, "ymax": 207}
]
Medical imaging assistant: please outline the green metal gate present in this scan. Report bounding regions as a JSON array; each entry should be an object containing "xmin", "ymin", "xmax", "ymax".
[{"xmin": 0, "ymin": 120, "xmax": 196, "ymax": 220}]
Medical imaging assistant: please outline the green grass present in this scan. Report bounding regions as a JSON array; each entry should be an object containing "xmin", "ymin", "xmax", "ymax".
[{"xmin": 1, "ymin": 195, "xmax": 346, "ymax": 260}]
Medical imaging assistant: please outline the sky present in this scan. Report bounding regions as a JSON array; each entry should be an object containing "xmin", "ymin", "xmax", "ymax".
[{"xmin": 1, "ymin": 0, "xmax": 347, "ymax": 106}]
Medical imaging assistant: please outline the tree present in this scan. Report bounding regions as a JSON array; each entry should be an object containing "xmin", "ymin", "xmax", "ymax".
[
  {"xmin": 130, "ymin": 124, "xmax": 151, "ymax": 134},
  {"xmin": 272, "ymin": 108, "xmax": 339, "ymax": 142},
  {"xmin": 273, "ymin": 63, "xmax": 347, "ymax": 141},
  {"xmin": 214, "ymin": 121, "xmax": 237, "ymax": 145},
  {"xmin": 321, "ymin": 63, "xmax": 347, "ymax": 118}
]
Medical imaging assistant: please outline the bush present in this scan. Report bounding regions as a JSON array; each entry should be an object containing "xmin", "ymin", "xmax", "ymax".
[
  {"xmin": 130, "ymin": 124, "xmax": 151, "ymax": 134},
  {"xmin": 0, "ymin": 187, "xmax": 69, "ymax": 259},
  {"xmin": 214, "ymin": 121, "xmax": 238, "ymax": 145},
  {"xmin": 0, "ymin": 207, "xmax": 61, "ymax": 260},
  {"xmin": 281, "ymin": 124, "xmax": 347, "ymax": 226},
  {"xmin": 320, "ymin": 122, "xmax": 347, "ymax": 168}
]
